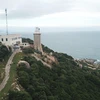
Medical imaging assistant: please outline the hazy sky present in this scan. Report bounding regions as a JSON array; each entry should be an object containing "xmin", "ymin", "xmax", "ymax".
[{"xmin": 0, "ymin": 0, "xmax": 100, "ymax": 27}]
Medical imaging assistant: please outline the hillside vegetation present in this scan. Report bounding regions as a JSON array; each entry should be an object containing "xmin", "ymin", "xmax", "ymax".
[
  {"xmin": 8, "ymin": 45, "xmax": 100, "ymax": 100},
  {"xmin": 0, "ymin": 43, "xmax": 11, "ymax": 62},
  {"xmin": 0, "ymin": 43, "xmax": 11, "ymax": 83}
]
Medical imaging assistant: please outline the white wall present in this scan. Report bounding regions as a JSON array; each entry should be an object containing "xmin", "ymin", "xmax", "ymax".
[
  {"xmin": 0, "ymin": 34, "xmax": 22, "ymax": 46},
  {"xmin": 21, "ymin": 42, "xmax": 30, "ymax": 47}
]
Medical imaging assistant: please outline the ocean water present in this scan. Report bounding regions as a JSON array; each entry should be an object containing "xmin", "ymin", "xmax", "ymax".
[{"xmin": 22, "ymin": 31, "xmax": 100, "ymax": 59}]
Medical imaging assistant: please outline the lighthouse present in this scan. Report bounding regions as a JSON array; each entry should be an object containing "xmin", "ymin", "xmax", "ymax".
[{"xmin": 34, "ymin": 27, "xmax": 43, "ymax": 53}]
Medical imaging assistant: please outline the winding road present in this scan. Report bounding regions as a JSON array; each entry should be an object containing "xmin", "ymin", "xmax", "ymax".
[{"xmin": 0, "ymin": 50, "xmax": 17, "ymax": 91}]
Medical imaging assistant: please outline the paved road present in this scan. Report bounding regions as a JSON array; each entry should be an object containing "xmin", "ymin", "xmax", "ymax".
[{"xmin": 0, "ymin": 50, "xmax": 17, "ymax": 91}]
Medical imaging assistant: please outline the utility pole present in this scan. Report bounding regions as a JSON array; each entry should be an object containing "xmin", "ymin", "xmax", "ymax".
[{"xmin": 5, "ymin": 9, "xmax": 8, "ymax": 35}]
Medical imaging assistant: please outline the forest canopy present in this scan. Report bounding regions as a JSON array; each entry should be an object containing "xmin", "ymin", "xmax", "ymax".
[{"xmin": 9, "ymin": 50, "xmax": 100, "ymax": 100}]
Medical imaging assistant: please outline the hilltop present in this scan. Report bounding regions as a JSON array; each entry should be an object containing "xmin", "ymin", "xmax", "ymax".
[
  {"xmin": 7, "ymin": 38, "xmax": 100, "ymax": 100},
  {"xmin": 0, "ymin": 38, "xmax": 100, "ymax": 100}
]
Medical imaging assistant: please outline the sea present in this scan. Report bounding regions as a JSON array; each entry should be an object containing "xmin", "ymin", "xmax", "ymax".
[{"xmin": 21, "ymin": 31, "xmax": 100, "ymax": 60}]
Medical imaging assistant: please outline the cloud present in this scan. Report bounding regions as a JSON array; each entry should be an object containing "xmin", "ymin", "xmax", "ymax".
[
  {"xmin": 0, "ymin": 0, "xmax": 100, "ymax": 27},
  {"xmin": 71, "ymin": 0, "xmax": 100, "ymax": 12},
  {"xmin": 0, "ymin": 0, "xmax": 72, "ymax": 19},
  {"xmin": 1, "ymin": 0, "xmax": 100, "ymax": 19}
]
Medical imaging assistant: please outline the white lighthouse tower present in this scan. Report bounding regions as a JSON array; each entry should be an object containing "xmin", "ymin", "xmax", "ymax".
[{"xmin": 34, "ymin": 27, "xmax": 43, "ymax": 53}]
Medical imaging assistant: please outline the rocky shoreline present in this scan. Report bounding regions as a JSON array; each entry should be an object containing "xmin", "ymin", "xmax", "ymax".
[{"xmin": 75, "ymin": 58, "xmax": 100, "ymax": 70}]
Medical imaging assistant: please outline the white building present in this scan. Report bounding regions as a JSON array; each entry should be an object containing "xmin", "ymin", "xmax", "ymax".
[
  {"xmin": 0, "ymin": 34, "xmax": 22, "ymax": 46},
  {"xmin": 21, "ymin": 42, "xmax": 30, "ymax": 48}
]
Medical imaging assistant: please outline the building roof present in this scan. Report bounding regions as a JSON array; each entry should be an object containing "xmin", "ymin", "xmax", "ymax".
[{"xmin": 0, "ymin": 34, "xmax": 21, "ymax": 37}]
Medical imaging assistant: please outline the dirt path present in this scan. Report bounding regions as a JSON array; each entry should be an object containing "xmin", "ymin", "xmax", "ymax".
[
  {"xmin": 0, "ymin": 50, "xmax": 18, "ymax": 91},
  {"xmin": 31, "ymin": 54, "xmax": 52, "ymax": 68}
]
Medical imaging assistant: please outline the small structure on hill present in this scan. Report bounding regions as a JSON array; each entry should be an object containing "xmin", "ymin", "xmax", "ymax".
[
  {"xmin": 0, "ymin": 34, "xmax": 22, "ymax": 46},
  {"xmin": 0, "ymin": 34, "xmax": 22, "ymax": 50},
  {"xmin": 20, "ymin": 42, "xmax": 30, "ymax": 48},
  {"xmin": 34, "ymin": 27, "xmax": 43, "ymax": 54}
]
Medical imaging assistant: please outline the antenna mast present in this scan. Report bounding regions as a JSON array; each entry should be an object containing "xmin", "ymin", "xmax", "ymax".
[{"xmin": 5, "ymin": 9, "xmax": 8, "ymax": 35}]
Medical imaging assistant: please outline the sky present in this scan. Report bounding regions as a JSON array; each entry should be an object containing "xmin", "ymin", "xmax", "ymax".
[{"xmin": 0, "ymin": 0, "xmax": 100, "ymax": 29}]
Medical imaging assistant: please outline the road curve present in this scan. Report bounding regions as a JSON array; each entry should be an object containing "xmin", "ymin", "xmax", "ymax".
[{"xmin": 0, "ymin": 50, "xmax": 17, "ymax": 91}]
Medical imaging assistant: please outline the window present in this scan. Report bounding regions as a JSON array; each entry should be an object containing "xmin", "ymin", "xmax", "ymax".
[
  {"xmin": 6, "ymin": 38, "xmax": 8, "ymax": 41},
  {"xmin": 2, "ymin": 38, "xmax": 3, "ymax": 41}
]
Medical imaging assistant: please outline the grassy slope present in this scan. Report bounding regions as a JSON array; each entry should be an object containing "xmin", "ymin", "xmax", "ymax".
[{"xmin": 0, "ymin": 52, "xmax": 24, "ymax": 100}]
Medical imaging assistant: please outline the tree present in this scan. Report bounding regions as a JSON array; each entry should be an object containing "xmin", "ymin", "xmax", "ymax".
[
  {"xmin": 9, "ymin": 90, "xmax": 32, "ymax": 100},
  {"xmin": 0, "ymin": 44, "xmax": 11, "ymax": 61},
  {"xmin": 18, "ymin": 71, "xmax": 30, "ymax": 88}
]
